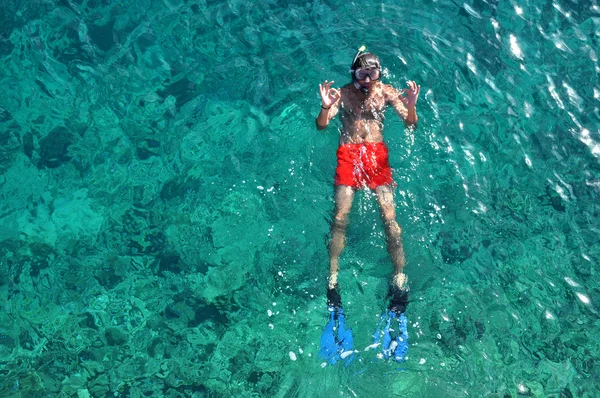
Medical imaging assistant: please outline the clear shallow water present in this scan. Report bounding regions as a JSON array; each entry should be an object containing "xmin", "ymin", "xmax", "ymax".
[{"xmin": 0, "ymin": 0, "xmax": 599, "ymax": 396}]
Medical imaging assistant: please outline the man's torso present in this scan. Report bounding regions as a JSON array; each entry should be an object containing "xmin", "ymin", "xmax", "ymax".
[{"xmin": 338, "ymin": 81, "xmax": 391, "ymax": 145}]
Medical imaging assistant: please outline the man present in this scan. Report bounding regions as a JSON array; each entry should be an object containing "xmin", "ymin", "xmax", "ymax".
[{"xmin": 317, "ymin": 47, "xmax": 419, "ymax": 363}]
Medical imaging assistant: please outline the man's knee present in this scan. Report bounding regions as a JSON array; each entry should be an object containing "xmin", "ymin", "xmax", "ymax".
[
  {"xmin": 332, "ymin": 214, "xmax": 349, "ymax": 233},
  {"xmin": 384, "ymin": 219, "xmax": 402, "ymax": 237}
]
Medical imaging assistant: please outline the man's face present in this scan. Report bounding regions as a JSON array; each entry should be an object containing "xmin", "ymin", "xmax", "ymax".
[{"xmin": 355, "ymin": 68, "xmax": 381, "ymax": 89}]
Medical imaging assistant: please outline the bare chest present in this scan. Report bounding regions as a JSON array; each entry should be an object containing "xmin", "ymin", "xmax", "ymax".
[{"xmin": 341, "ymin": 90, "xmax": 386, "ymax": 120}]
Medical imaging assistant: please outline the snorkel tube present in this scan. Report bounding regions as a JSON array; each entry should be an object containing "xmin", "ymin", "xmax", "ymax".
[{"xmin": 350, "ymin": 45, "xmax": 367, "ymax": 93}]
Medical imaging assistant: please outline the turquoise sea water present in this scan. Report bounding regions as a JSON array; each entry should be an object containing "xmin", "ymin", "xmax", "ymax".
[{"xmin": 1, "ymin": 0, "xmax": 599, "ymax": 396}]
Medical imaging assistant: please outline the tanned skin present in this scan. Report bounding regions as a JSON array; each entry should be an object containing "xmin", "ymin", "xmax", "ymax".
[{"xmin": 316, "ymin": 72, "xmax": 420, "ymax": 291}]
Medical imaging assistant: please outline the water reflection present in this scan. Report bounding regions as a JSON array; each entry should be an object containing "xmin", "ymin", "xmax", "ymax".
[{"xmin": 1, "ymin": 0, "xmax": 599, "ymax": 396}]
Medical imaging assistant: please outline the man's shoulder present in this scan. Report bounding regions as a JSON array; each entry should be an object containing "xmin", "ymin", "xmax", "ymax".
[
  {"xmin": 380, "ymin": 82, "xmax": 397, "ymax": 93},
  {"xmin": 380, "ymin": 83, "xmax": 401, "ymax": 101},
  {"xmin": 339, "ymin": 83, "xmax": 356, "ymax": 101}
]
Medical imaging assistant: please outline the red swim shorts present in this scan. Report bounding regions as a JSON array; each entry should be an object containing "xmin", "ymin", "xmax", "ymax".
[{"xmin": 334, "ymin": 142, "xmax": 394, "ymax": 189}]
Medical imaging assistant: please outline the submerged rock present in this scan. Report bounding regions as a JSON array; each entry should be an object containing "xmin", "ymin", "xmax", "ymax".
[
  {"xmin": 105, "ymin": 326, "xmax": 128, "ymax": 346},
  {"xmin": 38, "ymin": 126, "xmax": 77, "ymax": 169}
]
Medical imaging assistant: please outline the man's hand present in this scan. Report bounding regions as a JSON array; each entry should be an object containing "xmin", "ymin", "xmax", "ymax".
[
  {"xmin": 319, "ymin": 80, "xmax": 341, "ymax": 109},
  {"xmin": 400, "ymin": 80, "xmax": 420, "ymax": 109}
]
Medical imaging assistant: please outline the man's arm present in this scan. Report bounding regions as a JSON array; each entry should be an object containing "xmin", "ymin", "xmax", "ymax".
[
  {"xmin": 405, "ymin": 104, "xmax": 418, "ymax": 126},
  {"xmin": 384, "ymin": 84, "xmax": 418, "ymax": 127},
  {"xmin": 316, "ymin": 101, "xmax": 340, "ymax": 130},
  {"xmin": 316, "ymin": 81, "xmax": 341, "ymax": 130}
]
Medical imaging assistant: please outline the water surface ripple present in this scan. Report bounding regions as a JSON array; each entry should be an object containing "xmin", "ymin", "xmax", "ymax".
[{"xmin": 0, "ymin": 0, "xmax": 599, "ymax": 397}]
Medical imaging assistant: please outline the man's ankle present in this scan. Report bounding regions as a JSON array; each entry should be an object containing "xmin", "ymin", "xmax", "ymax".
[
  {"xmin": 392, "ymin": 273, "xmax": 408, "ymax": 289},
  {"xmin": 328, "ymin": 271, "xmax": 338, "ymax": 290}
]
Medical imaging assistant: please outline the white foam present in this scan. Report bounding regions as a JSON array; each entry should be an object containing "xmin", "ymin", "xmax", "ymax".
[
  {"xmin": 340, "ymin": 350, "xmax": 353, "ymax": 359},
  {"xmin": 364, "ymin": 343, "xmax": 380, "ymax": 351}
]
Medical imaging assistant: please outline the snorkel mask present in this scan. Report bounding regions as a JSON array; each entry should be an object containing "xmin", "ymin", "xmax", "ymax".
[{"xmin": 349, "ymin": 46, "xmax": 382, "ymax": 94}]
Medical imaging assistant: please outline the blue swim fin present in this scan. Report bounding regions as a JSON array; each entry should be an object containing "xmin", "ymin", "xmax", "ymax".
[
  {"xmin": 382, "ymin": 311, "xmax": 409, "ymax": 362},
  {"xmin": 372, "ymin": 288, "xmax": 409, "ymax": 362},
  {"xmin": 319, "ymin": 287, "xmax": 354, "ymax": 365}
]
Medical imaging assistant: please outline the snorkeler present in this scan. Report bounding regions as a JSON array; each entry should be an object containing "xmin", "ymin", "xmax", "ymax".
[{"xmin": 317, "ymin": 46, "xmax": 420, "ymax": 363}]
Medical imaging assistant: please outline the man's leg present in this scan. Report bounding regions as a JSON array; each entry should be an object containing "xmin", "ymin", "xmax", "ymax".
[
  {"xmin": 375, "ymin": 185, "xmax": 407, "ymax": 290},
  {"xmin": 373, "ymin": 184, "xmax": 410, "ymax": 363},
  {"xmin": 320, "ymin": 187, "xmax": 356, "ymax": 365},
  {"xmin": 329, "ymin": 185, "xmax": 355, "ymax": 290}
]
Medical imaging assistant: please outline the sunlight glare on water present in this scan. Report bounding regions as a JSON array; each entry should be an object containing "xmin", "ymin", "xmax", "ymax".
[{"xmin": 0, "ymin": 0, "xmax": 599, "ymax": 397}]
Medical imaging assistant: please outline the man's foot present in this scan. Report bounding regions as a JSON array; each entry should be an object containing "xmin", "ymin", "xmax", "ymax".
[
  {"xmin": 327, "ymin": 285, "xmax": 342, "ymax": 309},
  {"xmin": 320, "ymin": 286, "xmax": 354, "ymax": 365},
  {"xmin": 371, "ymin": 285, "xmax": 410, "ymax": 362},
  {"xmin": 378, "ymin": 311, "xmax": 409, "ymax": 362},
  {"xmin": 388, "ymin": 285, "xmax": 409, "ymax": 314}
]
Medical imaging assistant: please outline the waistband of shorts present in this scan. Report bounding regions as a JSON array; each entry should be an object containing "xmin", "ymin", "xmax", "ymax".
[{"xmin": 339, "ymin": 141, "xmax": 386, "ymax": 148}]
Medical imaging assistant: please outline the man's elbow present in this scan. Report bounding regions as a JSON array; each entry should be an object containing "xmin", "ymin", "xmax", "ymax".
[{"xmin": 316, "ymin": 120, "xmax": 328, "ymax": 130}]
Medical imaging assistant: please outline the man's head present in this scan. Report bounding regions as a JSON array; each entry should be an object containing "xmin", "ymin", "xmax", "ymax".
[
  {"xmin": 350, "ymin": 49, "xmax": 381, "ymax": 93},
  {"xmin": 352, "ymin": 52, "xmax": 381, "ymax": 71}
]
